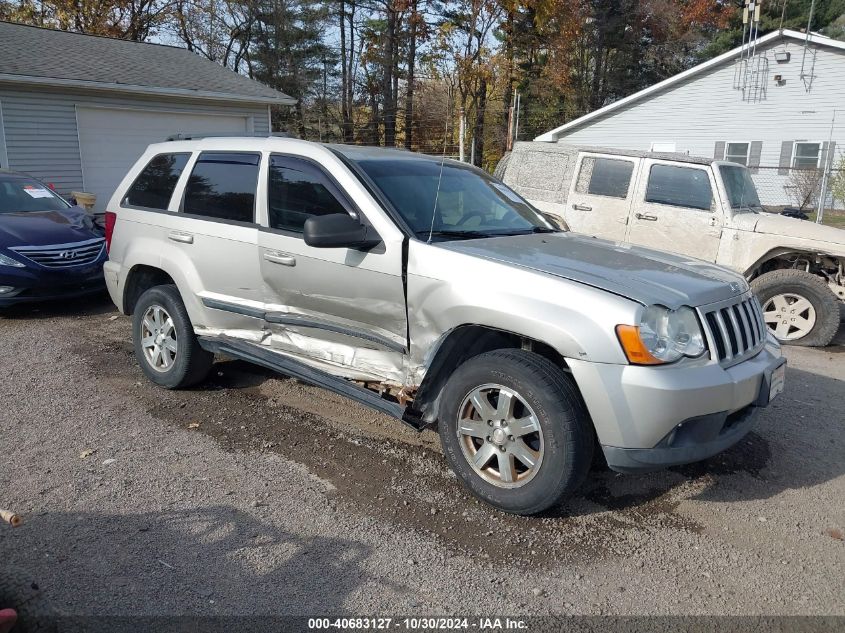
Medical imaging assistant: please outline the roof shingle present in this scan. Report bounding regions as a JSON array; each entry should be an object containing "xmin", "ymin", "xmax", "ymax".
[{"xmin": 0, "ymin": 21, "xmax": 294, "ymax": 104}]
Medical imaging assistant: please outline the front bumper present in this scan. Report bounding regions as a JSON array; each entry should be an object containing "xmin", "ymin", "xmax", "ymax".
[
  {"xmin": 0, "ymin": 259, "xmax": 106, "ymax": 306},
  {"xmin": 568, "ymin": 339, "xmax": 784, "ymax": 473}
]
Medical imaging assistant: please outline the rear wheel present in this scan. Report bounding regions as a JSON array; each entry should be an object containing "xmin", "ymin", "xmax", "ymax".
[
  {"xmin": 132, "ymin": 285, "xmax": 213, "ymax": 388},
  {"xmin": 751, "ymin": 269, "xmax": 840, "ymax": 347},
  {"xmin": 438, "ymin": 349, "xmax": 593, "ymax": 515}
]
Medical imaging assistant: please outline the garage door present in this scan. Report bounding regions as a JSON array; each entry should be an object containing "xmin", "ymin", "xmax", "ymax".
[{"xmin": 77, "ymin": 107, "xmax": 250, "ymax": 211}]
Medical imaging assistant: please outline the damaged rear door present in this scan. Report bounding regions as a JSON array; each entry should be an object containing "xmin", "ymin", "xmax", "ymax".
[{"xmin": 257, "ymin": 154, "xmax": 408, "ymax": 383}]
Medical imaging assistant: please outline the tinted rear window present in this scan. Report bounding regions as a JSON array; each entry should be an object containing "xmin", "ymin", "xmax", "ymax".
[
  {"xmin": 124, "ymin": 153, "xmax": 190, "ymax": 209},
  {"xmin": 183, "ymin": 152, "xmax": 259, "ymax": 223},
  {"xmin": 645, "ymin": 164, "xmax": 712, "ymax": 211}
]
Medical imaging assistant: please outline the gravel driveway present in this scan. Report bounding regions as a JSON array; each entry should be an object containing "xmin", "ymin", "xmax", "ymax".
[{"xmin": 1, "ymin": 294, "xmax": 843, "ymax": 620}]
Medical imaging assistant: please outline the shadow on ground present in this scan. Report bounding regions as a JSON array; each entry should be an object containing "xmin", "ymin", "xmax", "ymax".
[
  {"xmin": 0, "ymin": 292, "xmax": 115, "ymax": 320},
  {"xmin": 0, "ymin": 505, "xmax": 378, "ymax": 620}
]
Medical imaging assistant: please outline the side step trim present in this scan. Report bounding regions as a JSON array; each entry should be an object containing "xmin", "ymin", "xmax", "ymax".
[{"xmin": 198, "ymin": 336, "xmax": 424, "ymax": 430}]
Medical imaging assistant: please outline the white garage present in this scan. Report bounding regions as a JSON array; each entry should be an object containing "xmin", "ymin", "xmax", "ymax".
[
  {"xmin": 0, "ymin": 22, "xmax": 294, "ymax": 210},
  {"xmin": 77, "ymin": 107, "xmax": 253, "ymax": 209}
]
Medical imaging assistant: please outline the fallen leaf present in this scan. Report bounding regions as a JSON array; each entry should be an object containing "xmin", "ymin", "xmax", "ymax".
[
  {"xmin": 187, "ymin": 422, "xmax": 200, "ymax": 429},
  {"xmin": 79, "ymin": 449, "xmax": 96, "ymax": 459},
  {"xmin": 826, "ymin": 528, "xmax": 844, "ymax": 541}
]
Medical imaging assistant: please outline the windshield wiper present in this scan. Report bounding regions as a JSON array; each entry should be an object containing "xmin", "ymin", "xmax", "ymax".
[{"xmin": 419, "ymin": 226, "xmax": 560, "ymax": 240}]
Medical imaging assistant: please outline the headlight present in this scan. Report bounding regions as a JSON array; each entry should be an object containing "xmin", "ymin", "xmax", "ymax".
[
  {"xmin": 0, "ymin": 253, "xmax": 25, "ymax": 268},
  {"xmin": 616, "ymin": 305, "xmax": 706, "ymax": 365}
]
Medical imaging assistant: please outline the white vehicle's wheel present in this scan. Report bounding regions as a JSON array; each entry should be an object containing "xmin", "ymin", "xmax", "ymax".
[
  {"xmin": 438, "ymin": 349, "xmax": 593, "ymax": 515},
  {"xmin": 751, "ymin": 269, "xmax": 840, "ymax": 347},
  {"xmin": 132, "ymin": 285, "xmax": 214, "ymax": 388}
]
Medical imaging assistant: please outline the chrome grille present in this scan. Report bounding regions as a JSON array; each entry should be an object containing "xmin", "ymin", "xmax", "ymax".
[
  {"xmin": 10, "ymin": 238, "xmax": 105, "ymax": 269},
  {"xmin": 700, "ymin": 293, "xmax": 767, "ymax": 366}
]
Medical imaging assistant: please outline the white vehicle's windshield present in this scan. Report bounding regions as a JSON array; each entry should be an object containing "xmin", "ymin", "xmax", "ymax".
[
  {"xmin": 719, "ymin": 164, "xmax": 762, "ymax": 211},
  {"xmin": 336, "ymin": 148, "xmax": 555, "ymax": 240}
]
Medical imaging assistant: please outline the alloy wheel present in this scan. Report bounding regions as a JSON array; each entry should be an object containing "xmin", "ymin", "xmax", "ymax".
[
  {"xmin": 456, "ymin": 383, "xmax": 544, "ymax": 488},
  {"xmin": 140, "ymin": 304, "xmax": 178, "ymax": 372}
]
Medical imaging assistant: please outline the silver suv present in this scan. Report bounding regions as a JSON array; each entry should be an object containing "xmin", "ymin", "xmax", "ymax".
[{"xmin": 103, "ymin": 138, "xmax": 786, "ymax": 515}]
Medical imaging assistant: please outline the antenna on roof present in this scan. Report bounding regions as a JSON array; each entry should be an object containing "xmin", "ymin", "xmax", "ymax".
[
  {"xmin": 733, "ymin": 1, "xmax": 767, "ymax": 102},
  {"xmin": 799, "ymin": 0, "xmax": 817, "ymax": 89}
]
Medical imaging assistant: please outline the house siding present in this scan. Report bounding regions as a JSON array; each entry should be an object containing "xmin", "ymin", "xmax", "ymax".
[
  {"xmin": 0, "ymin": 85, "xmax": 271, "ymax": 197},
  {"xmin": 551, "ymin": 39, "xmax": 845, "ymax": 206}
]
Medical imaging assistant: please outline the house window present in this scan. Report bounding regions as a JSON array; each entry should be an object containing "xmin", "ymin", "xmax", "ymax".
[
  {"xmin": 793, "ymin": 143, "xmax": 821, "ymax": 169},
  {"xmin": 725, "ymin": 143, "xmax": 750, "ymax": 166}
]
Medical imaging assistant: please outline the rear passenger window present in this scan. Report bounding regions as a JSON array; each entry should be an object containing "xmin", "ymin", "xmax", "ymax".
[
  {"xmin": 123, "ymin": 153, "xmax": 190, "ymax": 209},
  {"xmin": 575, "ymin": 157, "xmax": 634, "ymax": 198},
  {"xmin": 646, "ymin": 164, "xmax": 713, "ymax": 211},
  {"xmin": 183, "ymin": 152, "xmax": 259, "ymax": 223},
  {"xmin": 268, "ymin": 156, "xmax": 349, "ymax": 233}
]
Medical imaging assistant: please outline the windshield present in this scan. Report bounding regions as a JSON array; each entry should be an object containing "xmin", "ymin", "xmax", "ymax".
[
  {"xmin": 0, "ymin": 176, "xmax": 70, "ymax": 213},
  {"xmin": 719, "ymin": 164, "xmax": 762, "ymax": 211},
  {"xmin": 348, "ymin": 155, "xmax": 554, "ymax": 239}
]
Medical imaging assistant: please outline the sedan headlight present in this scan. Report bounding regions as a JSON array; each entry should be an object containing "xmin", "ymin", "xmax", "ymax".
[
  {"xmin": 0, "ymin": 253, "xmax": 25, "ymax": 268},
  {"xmin": 616, "ymin": 305, "xmax": 706, "ymax": 365}
]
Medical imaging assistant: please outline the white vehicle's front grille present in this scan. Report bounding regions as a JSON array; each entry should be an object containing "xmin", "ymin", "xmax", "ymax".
[
  {"xmin": 10, "ymin": 238, "xmax": 105, "ymax": 269},
  {"xmin": 700, "ymin": 293, "xmax": 767, "ymax": 366}
]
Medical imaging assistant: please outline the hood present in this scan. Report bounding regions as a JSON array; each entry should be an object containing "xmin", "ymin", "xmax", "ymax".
[
  {"xmin": 0, "ymin": 206, "xmax": 98, "ymax": 249},
  {"xmin": 437, "ymin": 232, "xmax": 746, "ymax": 309},
  {"xmin": 740, "ymin": 212, "xmax": 845, "ymax": 247}
]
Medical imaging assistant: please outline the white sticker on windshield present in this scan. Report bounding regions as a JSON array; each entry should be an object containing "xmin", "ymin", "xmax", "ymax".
[
  {"xmin": 22, "ymin": 185, "xmax": 54, "ymax": 199},
  {"xmin": 492, "ymin": 182, "xmax": 525, "ymax": 204}
]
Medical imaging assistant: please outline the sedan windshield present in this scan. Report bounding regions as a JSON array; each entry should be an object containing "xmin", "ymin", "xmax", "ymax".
[
  {"xmin": 0, "ymin": 176, "xmax": 70, "ymax": 214},
  {"xmin": 343, "ymin": 152, "xmax": 554, "ymax": 239},
  {"xmin": 719, "ymin": 164, "xmax": 762, "ymax": 211}
]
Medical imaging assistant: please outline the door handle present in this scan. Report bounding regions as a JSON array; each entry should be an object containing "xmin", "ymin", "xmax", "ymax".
[
  {"xmin": 168, "ymin": 231, "xmax": 194, "ymax": 244},
  {"xmin": 572, "ymin": 203, "xmax": 592, "ymax": 212},
  {"xmin": 635, "ymin": 213, "xmax": 658, "ymax": 222},
  {"xmin": 264, "ymin": 251, "xmax": 296, "ymax": 267}
]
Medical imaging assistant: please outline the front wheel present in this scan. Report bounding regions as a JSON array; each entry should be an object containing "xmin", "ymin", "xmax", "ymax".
[
  {"xmin": 751, "ymin": 269, "xmax": 840, "ymax": 347},
  {"xmin": 132, "ymin": 285, "xmax": 214, "ymax": 388},
  {"xmin": 438, "ymin": 349, "xmax": 593, "ymax": 515}
]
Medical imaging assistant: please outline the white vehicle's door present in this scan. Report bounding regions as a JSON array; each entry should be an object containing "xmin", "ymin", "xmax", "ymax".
[
  {"xmin": 625, "ymin": 160, "xmax": 723, "ymax": 261},
  {"xmin": 563, "ymin": 153, "xmax": 639, "ymax": 242},
  {"xmin": 142, "ymin": 151, "xmax": 263, "ymax": 331},
  {"xmin": 257, "ymin": 154, "xmax": 407, "ymax": 379}
]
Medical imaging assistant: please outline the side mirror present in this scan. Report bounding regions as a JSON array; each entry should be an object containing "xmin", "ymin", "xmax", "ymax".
[{"xmin": 303, "ymin": 213, "xmax": 381, "ymax": 249}]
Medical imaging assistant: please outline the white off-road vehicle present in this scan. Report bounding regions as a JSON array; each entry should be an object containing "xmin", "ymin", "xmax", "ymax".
[{"xmin": 497, "ymin": 142, "xmax": 845, "ymax": 346}]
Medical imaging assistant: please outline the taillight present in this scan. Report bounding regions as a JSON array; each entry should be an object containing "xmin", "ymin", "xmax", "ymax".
[{"xmin": 104, "ymin": 211, "xmax": 117, "ymax": 253}]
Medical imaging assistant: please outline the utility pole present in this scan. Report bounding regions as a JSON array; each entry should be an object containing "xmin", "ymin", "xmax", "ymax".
[
  {"xmin": 459, "ymin": 109, "xmax": 466, "ymax": 162},
  {"xmin": 514, "ymin": 92, "xmax": 521, "ymax": 144}
]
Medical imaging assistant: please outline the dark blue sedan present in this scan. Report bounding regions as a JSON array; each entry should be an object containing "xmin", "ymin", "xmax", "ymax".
[{"xmin": 0, "ymin": 170, "xmax": 106, "ymax": 306}]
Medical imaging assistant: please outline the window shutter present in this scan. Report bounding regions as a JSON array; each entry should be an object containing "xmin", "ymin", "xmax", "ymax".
[
  {"xmin": 778, "ymin": 141, "xmax": 793, "ymax": 175},
  {"xmin": 714, "ymin": 141, "xmax": 726, "ymax": 160},
  {"xmin": 749, "ymin": 141, "xmax": 763, "ymax": 173}
]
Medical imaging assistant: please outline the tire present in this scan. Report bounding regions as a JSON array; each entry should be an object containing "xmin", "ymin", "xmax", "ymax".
[
  {"xmin": 0, "ymin": 566, "xmax": 58, "ymax": 633},
  {"xmin": 438, "ymin": 349, "xmax": 593, "ymax": 515},
  {"xmin": 751, "ymin": 269, "xmax": 840, "ymax": 347},
  {"xmin": 132, "ymin": 284, "xmax": 214, "ymax": 388}
]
